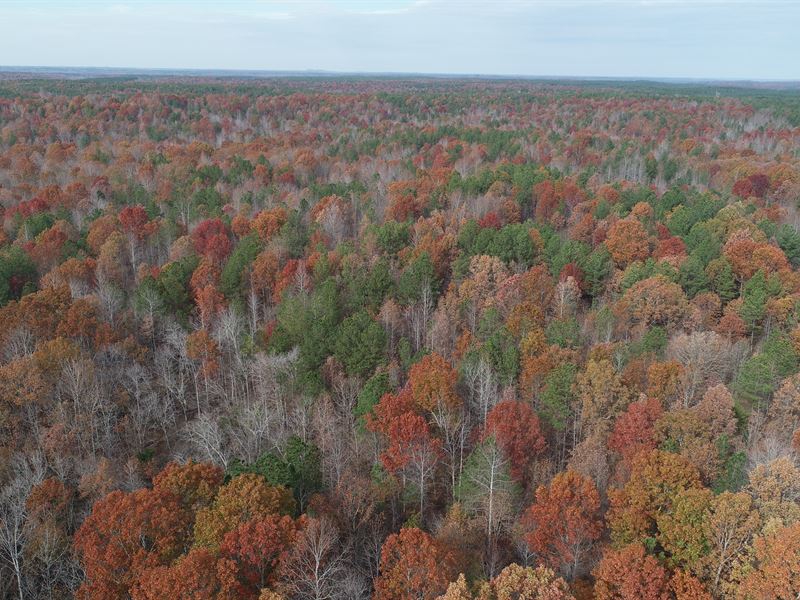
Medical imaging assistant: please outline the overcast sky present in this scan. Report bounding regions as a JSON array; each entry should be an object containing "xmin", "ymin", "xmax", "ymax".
[{"xmin": 1, "ymin": 0, "xmax": 798, "ymax": 80}]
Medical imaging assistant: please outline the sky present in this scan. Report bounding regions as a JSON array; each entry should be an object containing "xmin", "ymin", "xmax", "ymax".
[{"xmin": 0, "ymin": 0, "xmax": 798, "ymax": 80}]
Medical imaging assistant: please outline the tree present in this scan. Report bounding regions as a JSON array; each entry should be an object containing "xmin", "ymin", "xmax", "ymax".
[
  {"xmin": 582, "ymin": 246, "xmax": 612, "ymax": 298},
  {"xmin": 355, "ymin": 371, "xmax": 392, "ymax": 427},
  {"xmin": 374, "ymin": 527, "xmax": 457, "ymax": 600},
  {"xmin": 593, "ymin": 544, "xmax": 670, "ymax": 600},
  {"xmin": 776, "ymin": 224, "xmax": 800, "ymax": 268},
  {"xmin": 220, "ymin": 514, "xmax": 300, "ymax": 592},
  {"xmin": 97, "ymin": 231, "xmax": 132, "ymax": 287},
  {"xmin": 707, "ymin": 258, "xmax": 737, "ymax": 304},
  {"xmin": 519, "ymin": 470, "xmax": 602, "ymax": 580},
  {"xmin": 608, "ymin": 397, "xmax": 662, "ymax": 464},
  {"xmin": 231, "ymin": 437, "xmax": 323, "ymax": 511},
  {"xmin": 605, "ymin": 219, "xmax": 650, "ymax": 268},
  {"xmin": 655, "ymin": 384, "xmax": 738, "ymax": 486},
  {"xmin": 131, "ymin": 549, "xmax": 246, "ymax": 600},
  {"xmin": 669, "ymin": 571, "xmax": 712, "ymax": 600},
  {"xmin": 545, "ymin": 317, "xmax": 581, "ymax": 350},
  {"xmin": 193, "ymin": 474, "xmax": 294, "ymax": 552},
  {"xmin": 645, "ymin": 155, "xmax": 659, "ymax": 182},
  {"xmin": 462, "ymin": 353, "xmax": 500, "ymax": 427},
  {"xmin": 437, "ymin": 574, "xmax": 473, "ymax": 600},
  {"xmin": 607, "ymin": 450, "xmax": 702, "ymax": 547},
  {"xmin": 738, "ymin": 521, "xmax": 800, "ymax": 600},
  {"xmin": 724, "ymin": 235, "xmax": 786, "ymax": 283},
  {"xmin": 152, "ymin": 461, "xmax": 224, "ymax": 512},
  {"xmin": 734, "ymin": 334, "xmax": 799, "ymax": 411},
  {"xmin": 655, "ymin": 487, "xmax": 712, "ymax": 571},
  {"xmin": 187, "ymin": 329, "xmax": 221, "ymax": 381},
  {"xmin": 538, "ymin": 362, "xmax": 577, "ymax": 432},
  {"xmin": 766, "ymin": 372, "xmax": 800, "ymax": 442},
  {"xmin": 722, "ymin": 233, "xmax": 758, "ymax": 281},
  {"xmin": 119, "ymin": 204, "xmax": 154, "ymax": 266},
  {"xmin": 196, "ymin": 284, "xmax": 226, "ymax": 329},
  {"xmin": 0, "ymin": 455, "xmax": 46, "ymax": 600},
  {"xmin": 192, "ymin": 219, "xmax": 231, "ymax": 262},
  {"xmin": 283, "ymin": 437, "xmax": 324, "ymax": 510},
  {"xmin": 746, "ymin": 457, "xmax": 800, "ymax": 524},
  {"xmin": 731, "ymin": 177, "xmax": 754, "ymax": 199},
  {"xmin": 380, "ymin": 412, "xmax": 442, "ymax": 519},
  {"xmin": 9, "ymin": 59, "xmax": 800, "ymax": 600},
  {"xmin": 251, "ymin": 250, "xmax": 280, "ymax": 304},
  {"xmin": 654, "ymin": 235, "xmax": 686, "ymax": 262},
  {"xmin": 0, "ymin": 246, "xmax": 37, "ymax": 306},
  {"xmin": 345, "ymin": 258, "xmax": 393, "ymax": 312},
  {"xmin": 739, "ymin": 270, "xmax": 768, "ymax": 333},
  {"xmin": 333, "ymin": 310, "xmax": 387, "ymax": 377},
  {"xmin": 407, "ymin": 352, "xmax": 461, "ymax": 413},
  {"xmin": 73, "ymin": 488, "xmax": 192, "ymax": 600},
  {"xmin": 575, "ymin": 358, "xmax": 631, "ymax": 437},
  {"xmin": 279, "ymin": 517, "xmax": 348, "ymax": 600},
  {"xmin": 272, "ymin": 276, "xmax": 339, "ymax": 391},
  {"xmin": 678, "ymin": 256, "xmax": 709, "ymax": 299},
  {"xmin": 701, "ymin": 491, "xmax": 759, "ymax": 595},
  {"xmin": 667, "ymin": 333, "xmax": 732, "ymax": 408},
  {"xmin": 397, "ymin": 252, "xmax": 438, "ymax": 306},
  {"xmin": 617, "ymin": 276, "xmax": 688, "ymax": 329},
  {"xmin": 475, "ymin": 563, "xmax": 574, "ymax": 600},
  {"xmin": 220, "ymin": 233, "xmax": 261, "ymax": 303},
  {"xmin": 0, "ymin": 356, "xmax": 49, "ymax": 410},
  {"xmin": 457, "ymin": 438, "xmax": 518, "ymax": 577},
  {"xmin": 252, "ymin": 207, "xmax": 288, "ymax": 244},
  {"xmin": 375, "ymin": 220, "xmax": 411, "ymax": 255},
  {"xmin": 482, "ymin": 325, "xmax": 520, "ymax": 385},
  {"xmin": 56, "ymin": 296, "xmax": 114, "ymax": 349},
  {"xmin": 484, "ymin": 400, "xmax": 547, "ymax": 485},
  {"xmin": 156, "ymin": 255, "xmax": 200, "ymax": 322}
]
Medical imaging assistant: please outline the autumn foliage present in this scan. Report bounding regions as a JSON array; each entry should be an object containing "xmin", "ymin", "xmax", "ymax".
[{"xmin": 1, "ymin": 76, "xmax": 799, "ymax": 599}]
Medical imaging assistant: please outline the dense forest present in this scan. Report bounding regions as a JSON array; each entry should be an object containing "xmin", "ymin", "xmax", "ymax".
[{"xmin": 1, "ymin": 76, "xmax": 800, "ymax": 599}]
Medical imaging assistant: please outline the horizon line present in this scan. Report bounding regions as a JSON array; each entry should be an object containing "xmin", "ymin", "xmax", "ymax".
[{"xmin": 1, "ymin": 65, "xmax": 799, "ymax": 85}]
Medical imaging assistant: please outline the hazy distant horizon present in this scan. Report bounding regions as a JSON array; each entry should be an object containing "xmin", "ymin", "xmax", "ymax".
[
  {"xmin": 1, "ymin": 65, "xmax": 799, "ymax": 86},
  {"xmin": 1, "ymin": 1, "xmax": 798, "ymax": 81}
]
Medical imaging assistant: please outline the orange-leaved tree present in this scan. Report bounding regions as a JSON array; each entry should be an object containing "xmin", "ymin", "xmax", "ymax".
[
  {"xmin": 374, "ymin": 527, "xmax": 457, "ymax": 600},
  {"xmin": 519, "ymin": 470, "xmax": 602, "ymax": 580}
]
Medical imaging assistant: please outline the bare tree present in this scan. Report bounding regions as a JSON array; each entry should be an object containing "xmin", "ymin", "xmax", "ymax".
[
  {"xmin": 281, "ymin": 517, "xmax": 348, "ymax": 600},
  {"xmin": 58, "ymin": 358, "xmax": 114, "ymax": 454},
  {"xmin": 313, "ymin": 396, "xmax": 352, "ymax": 488},
  {"xmin": 2, "ymin": 326, "xmax": 35, "ymax": 362},
  {"xmin": 554, "ymin": 275, "xmax": 580, "ymax": 319},
  {"xmin": 458, "ymin": 438, "xmax": 517, "ymax": 578},
  {"xmin": 25, "ymin": 521, "xmax": 79, "ymax": 600},
  {"xmin": 462, "ymin": 355, "xmax": 499, "ymax": 426},
  {"xmin": 406, "ymin": 283, "xmax": 434, "ymax": 353},
  {"xmin": 430, "ymin": 403, "xmax": 469, "ymax": 500},
  {"xmin": 183, "ymin": 413, "xmax": 231, "ymax": 469},
  {"xmin": 668, "ymin": 331, "xmax": 736, "ymax": 407},
  {"xmin": 229, "ymin": 402, "xmax": 272, "ymax": 464},
  {"xmin": 94, "ymin": 272, "xmax": 124, "ymax": 323},
  {"xmin": 0, "ymin": 453, "xmax": 45, "ymax": 600}
]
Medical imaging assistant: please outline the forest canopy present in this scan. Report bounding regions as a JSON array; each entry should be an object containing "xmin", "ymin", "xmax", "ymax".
[{"xmin": 0, "ymin": 76, "xmax": 800, "ymax": 599}]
